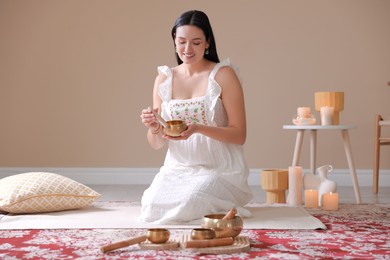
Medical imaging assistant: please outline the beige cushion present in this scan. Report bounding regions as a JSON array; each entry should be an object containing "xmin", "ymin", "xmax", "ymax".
[{"xmin": 0, "ymin": 172, "xmax": 101, "ymax": 214}]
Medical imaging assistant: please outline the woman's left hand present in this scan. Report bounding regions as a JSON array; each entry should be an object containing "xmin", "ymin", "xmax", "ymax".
[{"xmin": 163, "ymin": 124, "xmax": 197, "ymax": 140}]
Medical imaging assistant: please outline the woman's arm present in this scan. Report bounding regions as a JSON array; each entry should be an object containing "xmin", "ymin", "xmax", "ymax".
[{"xmin": 140, "ymin": 73, "xmax": 167, "ymax": 150}]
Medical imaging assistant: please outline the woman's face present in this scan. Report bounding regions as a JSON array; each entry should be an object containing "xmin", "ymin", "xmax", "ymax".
[{"xmin": 174, "ymin": 25, "xmax": 209, "ymax": 64}]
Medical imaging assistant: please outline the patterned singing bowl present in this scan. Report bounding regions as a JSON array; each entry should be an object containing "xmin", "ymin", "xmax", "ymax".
[
  {"xmin": 163, "ymin": 120, "xmax": 187, "ymax": 137},
  {"xmin": 201, "ymin": 214, "xmax": 243, "ymax": 238}
]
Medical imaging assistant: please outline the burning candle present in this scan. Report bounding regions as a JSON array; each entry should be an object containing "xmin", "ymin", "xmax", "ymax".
[
  {"xmin": 304, "ymin": 189, "xmax": 319, "ymax": 208},
  {"xmin": 297, "ymin": 107, "xmax": 311, "ymax": 118},
  {"xmin": 287, "ymin": 166, "xmax": 303, "ymax": 206},
  {"xmin": 322, "ymin": 192, "xmax": 338, "ymax": 210},
  {"xmin": 320, "ymin": 106, "xmax": 334, "ymax": 125}
]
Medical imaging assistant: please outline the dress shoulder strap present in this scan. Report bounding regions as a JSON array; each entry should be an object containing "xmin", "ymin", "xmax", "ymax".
[{"xmin": 157, "ymin": 65, "xmax": 172, "ymax": 102}]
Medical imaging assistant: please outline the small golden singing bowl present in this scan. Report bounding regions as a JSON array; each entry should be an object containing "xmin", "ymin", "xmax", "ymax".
[
  {"xmin": 146, "ymin": 228, "xmax": 170, "ymax": 244},
  {"xmin": 201, "ymin": 214, "xmax": 243, "ymax": 238},
  {"xmin": 190, "ymin": 228, "xmax": 216, "ymax": 240},
  {"xmin": 163, "ymin": 120, "xmax": 187, "ymax": 137}
]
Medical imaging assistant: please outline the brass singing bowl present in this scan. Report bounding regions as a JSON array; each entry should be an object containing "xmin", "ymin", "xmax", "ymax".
[
  {"xmin": 146, "ymin": 228, "xmax": 170, "ymax": 244},
  {"xmin": 201, "ymin": 214, "xmax": 243, "ymax": 238},
  {"xmin": 190, "ymin": 228, "xmax": 216, "ymax": 240},
  {"xmin": 163, "ymin": 120, "xmax": 187, "ymax": 137}
]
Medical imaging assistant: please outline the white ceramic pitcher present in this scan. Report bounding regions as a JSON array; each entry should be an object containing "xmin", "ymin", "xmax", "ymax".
[
  {"xmin": 317, "ymin": 165, "xmax": 333, "ymax": 180},
  {"xmin": 316, "ymin": 165, "xmax": 337, "ymax": 206},
  {"xmin": 303, "ymin": 164, "xmax": 333, "ymax": 190}
]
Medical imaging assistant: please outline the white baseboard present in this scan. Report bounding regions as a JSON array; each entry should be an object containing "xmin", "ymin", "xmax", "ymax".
[{"xmin": 0, "ymin": 167, "xmax": 389, "ymax": 187}]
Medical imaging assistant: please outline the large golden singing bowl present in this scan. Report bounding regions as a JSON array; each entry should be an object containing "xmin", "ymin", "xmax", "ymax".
[
  {"xmin": 190, "ymin": 228, "xmax": 216, "ymax": 240},
  {"xmin": 146, "ymin": 228, "xmax": 170, "ymax": 244},
  {"xmin": 201, "ymin": 214, "xmax": 243, "ymax": 238},
  {"xmin": 163, "ymin": 120, "xmax": 187, "ymax": 137}
]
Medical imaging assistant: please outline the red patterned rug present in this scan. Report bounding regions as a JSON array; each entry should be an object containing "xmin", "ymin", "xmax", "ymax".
[{"xmin": 0, "ymin": 204, "xmax": 389, "ymax": 259}]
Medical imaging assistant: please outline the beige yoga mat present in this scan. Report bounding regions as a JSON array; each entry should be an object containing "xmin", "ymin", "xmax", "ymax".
[{"xmin": 0, "ymin": 203, "xmax": 326, "ymax": 230}]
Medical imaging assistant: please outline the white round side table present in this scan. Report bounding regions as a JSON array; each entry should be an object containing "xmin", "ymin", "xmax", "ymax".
[{"xmin": 283, "ymin": 124, "xmax": 362, "ymax": 204}]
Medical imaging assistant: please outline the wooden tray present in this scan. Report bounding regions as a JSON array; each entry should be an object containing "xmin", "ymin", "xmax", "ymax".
[
  {"xmin": 179, "ymin": 235, "xmax": 250, "ymax": 254},
  {"xmin": 138, "ymin": 240, "xmax": 179, "ymax": 250}
]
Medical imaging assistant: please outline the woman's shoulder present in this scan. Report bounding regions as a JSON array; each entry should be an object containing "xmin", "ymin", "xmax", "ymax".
[
  {"xmin": 215, "ymin": 64, "xmax": 235, "ymax": 75},
  {"xmin": 213, "ymin": 58, "xmax": 241, "ymax": 83},
  {"xmin": 214, "ymin": 67, "xmax": 240, "ymax": 87},
  {"xmin": 214, "ymin": 58, "xmax": 238, "ymax": 77}
]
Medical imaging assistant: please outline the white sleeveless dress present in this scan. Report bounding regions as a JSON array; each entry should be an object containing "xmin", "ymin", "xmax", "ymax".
[{"xmin": 140, "ymin": 59, "xmax": 253, "ymax": 224}]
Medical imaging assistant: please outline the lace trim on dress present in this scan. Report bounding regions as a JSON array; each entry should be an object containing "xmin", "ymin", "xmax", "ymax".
[
  {"xmin": 157, "ymin": 65, "xmax": 172, "ymax": 102},
  {"xmin": 157, "ymin": 66, "xmax": 172, "ymax": 120}
]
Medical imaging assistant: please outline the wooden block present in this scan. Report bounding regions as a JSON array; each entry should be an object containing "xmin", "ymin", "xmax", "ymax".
[{"xmin": 261, "ymin": 169, "xmax": 288, "ymax": 203}]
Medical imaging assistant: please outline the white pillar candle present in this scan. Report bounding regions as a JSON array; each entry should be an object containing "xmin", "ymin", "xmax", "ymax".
[
  {"xmin": 298, "ymin": 107, "xmax": 311, "ymax": 118},
  {"xmin": 304, "ymin": 189, "xmax": 319, "ymax": 208},
  {"xmin": 288, "ymin": 166, "xmax": 303, "ymax": 206},
  {"xmin": 320, "ymin": 106, "xmax": 334, "ymax": 125},
  {"xmin": 322, "ymin": 192, "xmax": 339, "ymax": 210}
]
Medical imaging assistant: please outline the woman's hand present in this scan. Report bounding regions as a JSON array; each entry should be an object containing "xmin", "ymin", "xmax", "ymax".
[
  {"xmin": 162, "ymin": 124, "xmax": 198, "ymax": 140},
  {"xmin": 140, "ymin": 107, "xmax": 160, "ymax": 133},
  {"xmin": 141, "ymin": 106, "xmax": 166, "ymax": 150}
]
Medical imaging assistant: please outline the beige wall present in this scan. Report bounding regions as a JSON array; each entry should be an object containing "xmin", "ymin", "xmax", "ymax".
[{"xmin": 1, "ymin": 0, "xmax": 389, "ymax": 171}]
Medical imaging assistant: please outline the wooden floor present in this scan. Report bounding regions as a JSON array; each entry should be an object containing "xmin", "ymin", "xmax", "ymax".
[{"xmin": 91, "ymin": 185, "xmax": 390, "ymax": 205}]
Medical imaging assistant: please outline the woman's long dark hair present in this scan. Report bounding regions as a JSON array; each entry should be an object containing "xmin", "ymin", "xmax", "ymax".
[{"xmin": 171, "ymin": 10, "xmax": 220, "ymax": 65}]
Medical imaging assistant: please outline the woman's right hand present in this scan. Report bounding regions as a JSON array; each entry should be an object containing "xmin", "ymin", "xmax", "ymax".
[
  {"xmin": 140, "ymin": 107, "xmax": 160, "ymax": 132},
  {"xmin": 141, "ymin": 106, "xmax": 166, "ymax": 150}
]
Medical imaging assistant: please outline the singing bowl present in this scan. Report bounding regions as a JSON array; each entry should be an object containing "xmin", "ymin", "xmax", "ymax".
[
  {"xmin": 201, "ymin": 214, "xmax": 243, "ymax": 238},
  {"xmin": 163, "ymin": 120, "xmax": 187, "ymax": 137},
  {"xmin": 146, "ymin": 228, "xmax": 170, "ymax": 244},
  {"xmin": 190, "ymin": 228, "xmax": 216, "ymax": 240}
]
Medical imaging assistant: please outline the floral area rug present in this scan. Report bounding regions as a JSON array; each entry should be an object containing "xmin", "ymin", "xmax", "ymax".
[{"xmin": 0, "ymin": 204, "xmax": 389, "ymax": 259}]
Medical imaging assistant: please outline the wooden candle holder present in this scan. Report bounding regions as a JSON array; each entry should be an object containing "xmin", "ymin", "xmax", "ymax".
[
  {"xmin": 314, "ymin": 92, "xmax": 344, "ymax": 125},
  {"xmin": 261, "ymin": 169, "xmax": 288, "ymax": 203}
]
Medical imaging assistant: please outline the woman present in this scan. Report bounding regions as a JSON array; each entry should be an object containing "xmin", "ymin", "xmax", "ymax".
[{"xmin": 139, "ymin": 10, "xmax": 253, "ymax": 224}]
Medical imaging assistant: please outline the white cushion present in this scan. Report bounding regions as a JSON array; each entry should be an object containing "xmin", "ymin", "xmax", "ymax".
[{"xmin": 0, "ymin": 172, "xmax": 101, "ymax": 214}]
